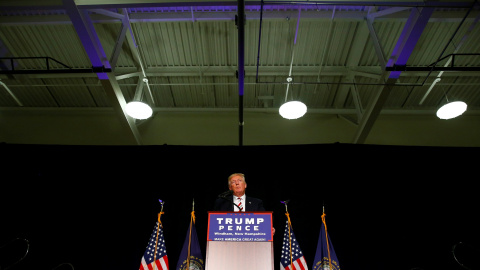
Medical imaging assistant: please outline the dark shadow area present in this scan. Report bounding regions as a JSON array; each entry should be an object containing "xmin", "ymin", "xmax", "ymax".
[{"xmin": 1, "ymin": 143, "xmax": 479, "ymax": 270}]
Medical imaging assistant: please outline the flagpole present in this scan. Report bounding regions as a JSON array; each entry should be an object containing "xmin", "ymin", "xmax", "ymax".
[
  {"xmin": 322, "ymin": 205, "xmax": 332, "ymax": 270},
  {"xmin": 187, "ymin": 198, "xmax": 194, "ymax": 270},
  {"xmin": 154, "ymin": 199, "xmax": 165, "ymax": 270},
  {"xmin": 282, "ymin": 200, "xmax": 293, "ymax": 269}
]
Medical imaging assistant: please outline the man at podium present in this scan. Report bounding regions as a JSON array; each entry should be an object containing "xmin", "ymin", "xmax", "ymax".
[
  {"xmin": 206, "ymin": 173, "xmax": 276, "ymax": 270},
  {"xmin": 214, "ymin": 173, "xmax": 265, "ymax": 212}
]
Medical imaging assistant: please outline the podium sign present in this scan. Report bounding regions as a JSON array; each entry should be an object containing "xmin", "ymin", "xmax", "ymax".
[
  {"xmin": 207, "ymin": 212, "xmax": 273, "ymax": 242},
  {"xmin": 205, "ymin": 212, "xmax": 274, "ymax": 270}
]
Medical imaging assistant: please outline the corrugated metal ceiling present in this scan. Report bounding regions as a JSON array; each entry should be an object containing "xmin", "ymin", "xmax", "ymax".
[{"xmin": 0, "ymin": 0, "xmax": 479, "ymax": 145}]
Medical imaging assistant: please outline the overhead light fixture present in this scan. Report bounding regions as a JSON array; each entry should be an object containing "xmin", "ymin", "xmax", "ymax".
[
  {"xmin": 279, "ymin": 77, "xmax": 307, "ymax": 119},
  {"xmin": 125, "ymin": 77, "xmax": 154, "ymax": 120},
  {"xmin": 126, "ymin": 101, "xmax": 153, "ymax": 120},
  {"xmin": 279, "ymin": 101, "xmax": 307, "ymax": 119},
  {"xmin": 436, "ymin": 101, "xmax": 467, "ymax": 120}
]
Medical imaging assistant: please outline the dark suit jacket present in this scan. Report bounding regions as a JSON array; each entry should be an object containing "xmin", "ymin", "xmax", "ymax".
[{"xmin": 214, "ymin": 195, "xmax": 266, "ymax": 211}]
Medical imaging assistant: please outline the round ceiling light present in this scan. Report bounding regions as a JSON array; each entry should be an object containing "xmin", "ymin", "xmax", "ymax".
[
  {"xmin": 436, "ymin": 101, "xmax": 467, "ymax": 120},
  {"xmin": 126, "ymin": 101, "xmax": 153, "ymax": 120},
  {"xmin": 279, "ymin": 101, "xmax": 307, "ymax": 119}
]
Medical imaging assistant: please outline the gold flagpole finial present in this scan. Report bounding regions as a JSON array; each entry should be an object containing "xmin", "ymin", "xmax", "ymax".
[
  {"xmin": 154, "ymin": 199, "xmax": 165, "ymax": 270},
  {"xmin": 159, "ymin": 199, "xmax": 165, "ymax": 212},
  {"xmin": 281, "ymin": 200, "xmax": 290, "ymax": 214},
  {"xmin": 158, "ymin": 199, "xmax": 165, "ymax": 226},
  {"xmin": 191, "ymin": 198, "xmax": 196, "ymax": 223}
]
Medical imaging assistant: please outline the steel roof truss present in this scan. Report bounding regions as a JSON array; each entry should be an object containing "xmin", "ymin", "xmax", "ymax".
[
  {"xmin": 353, "ymin": 6, "xmax": 434, "ymax": 144},
  {"xmin": 64, "ymin": 0, "xmax": 142, "ymax": 145}
]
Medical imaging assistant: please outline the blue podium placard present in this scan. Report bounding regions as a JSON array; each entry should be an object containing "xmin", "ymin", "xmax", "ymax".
[{"xmin": 207, "ymin": 212, "xmax": 273, "ymax": 242}]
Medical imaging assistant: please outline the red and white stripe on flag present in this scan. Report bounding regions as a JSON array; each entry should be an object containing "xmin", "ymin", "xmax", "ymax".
[
  {"xmin": 140, "ymin": 256, "xmax": 169, "ymax": 270},
  {"xmin": 139, "ymin": 221, "xmax": 169, "ymax": 270},
  {"xmin": 280, "ymin": 219, "xmax": 309, "ymax": 270},
  {"xmin": 280, "ymin": 256, "xmax": 308, "ymax": 270}
]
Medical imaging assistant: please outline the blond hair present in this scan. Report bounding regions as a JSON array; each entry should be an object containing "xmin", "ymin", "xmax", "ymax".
[{"xmin": 228, "ymin": 173, "xmax": 246, "ymax": 186}]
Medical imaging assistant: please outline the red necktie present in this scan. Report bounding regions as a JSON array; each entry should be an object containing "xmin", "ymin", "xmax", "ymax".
[{"xmin": 237, "ymin": 197, "xmax": 244, "ymax": 211}]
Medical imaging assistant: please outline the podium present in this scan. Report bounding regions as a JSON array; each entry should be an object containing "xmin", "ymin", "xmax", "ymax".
[{"xmin": 205, "ymin": 211, "xmax": 274, "ymax": 270}]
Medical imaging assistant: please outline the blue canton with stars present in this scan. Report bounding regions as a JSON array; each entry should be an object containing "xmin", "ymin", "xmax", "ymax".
[
  {"xmin": 281, "ymin": 220, "xmax": 305, "ymax": 268},
  {"xmin": 143, "ymin": 222, "xmax": 167, "ymax": 264}
]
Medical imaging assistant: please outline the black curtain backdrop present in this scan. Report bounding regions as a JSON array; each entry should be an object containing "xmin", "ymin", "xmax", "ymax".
[{"xmin": 1, "ymin": 143, "xmax": 479, "ymax": 270}]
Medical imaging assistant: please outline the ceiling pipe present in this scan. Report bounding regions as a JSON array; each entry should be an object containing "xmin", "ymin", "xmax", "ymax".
[
  {"xmin": 283, "ymin": 7, "xmax": 302, "ymax": 102},
  {"xmin": 237, "ymin": 0, "xmax": 245, "ymax": 146},
  {"xmin": 316, "ymin": 6, "xmax": 336, "ymax": 83},
  {"xmin": 419, "ymin": 77, "xmax": 440, "ymax": 105},
  {"xmin": 2, "ymin": 1, "xmax": 474, "ymax": 10},
  {"xmin": 10, "ymin": 81, "xmax": 480, "ymax": 88},
  {"xmin": 419, "ymin": 11, "xmax": 480, "ymax": 104},
  {"xmin": 255, "ymin": 0, "xmax": 264, "ymax": 83},
  {"xmin": 419, "ymin": 1, "xmax": 476, "ymax": 86},
  {"xmin": 255, "ymin": 1, "xmax": 473, "ymax": 9}
]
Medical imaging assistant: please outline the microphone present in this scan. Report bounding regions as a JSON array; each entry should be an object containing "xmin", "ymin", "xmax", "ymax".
[
  {"xmin": 217, "ymin": 190, "xmax": 241, "ymax": 211},
  {"xmin": 218, "ymin": 190, "xmax": 233, "ymax": 198}
]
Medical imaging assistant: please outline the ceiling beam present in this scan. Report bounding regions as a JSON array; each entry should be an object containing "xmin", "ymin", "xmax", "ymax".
[
  {"xmin": 0, "ymin": 37, "xmax": 17, "ymax": 82},
  {"xmin": 334, "ymin": 19, "xmax": 371, "ymax": 116},
  {"xmin": 1, "ymin": 5, "xmax": 479, "ymax": 25},
  {"xmin": 4, "ymin": 80, "xmax": 480, "ymax": 88},
  {"xmin": 366, "ymin": 13, "xmax": 387, "ymax": 71},
  {"xmin": 106, "ymin": 11, "xmax": 129, "ymax": 68},
  {"xmin": 63, "ymin": 0, "xmax": 142, "ymax": 145},
  {"xmin": 353, "ymin": 6, "xmax": 434, "ymax": 144},
  {"xmin": 114, "ymin": 65, "xmax": 477, "ymax": 78},
  {"xmin": 121, "ymin": 8, "xmax": 156, "ymax": 107},
  {"xmin": 101, "ymin": 73, "xmax": 143, "ymax": 144},
  {"xmin": 4, "ymin": 65, "xmax": 479, "ymax": 80},
  {"xmin": 368, "ymin": 6, "xmax": 411, "ymax": 19}
]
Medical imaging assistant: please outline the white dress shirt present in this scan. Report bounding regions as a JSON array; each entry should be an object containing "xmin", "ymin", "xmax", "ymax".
[{"xmin": 233, "ymin": 194, "xmax": 246, "ymax": 212}]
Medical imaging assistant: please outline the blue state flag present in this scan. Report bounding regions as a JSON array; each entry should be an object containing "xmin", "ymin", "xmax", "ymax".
[
  {"xmin": 312, "ymin": 213, "xmax": 340, "ymax": 270},
  {"xmin": 176, "ymin": 211, "xmax": 204, "ymax": 270}
]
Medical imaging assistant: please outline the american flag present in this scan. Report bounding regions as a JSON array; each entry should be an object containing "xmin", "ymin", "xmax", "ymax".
[
  {"xmin": 139, "ymin": 221, "xmax": 169, "ymax": 270},
  {"xmin": 280, "ymin": 220, "xmax": 308, "ymax": 270}
]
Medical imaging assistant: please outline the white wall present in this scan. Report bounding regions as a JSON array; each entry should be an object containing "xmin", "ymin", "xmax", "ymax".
[
  {"xmin": 366, "ymin": 115, "xmax": 480, "ymax": 147},
  {"xmin": 1, "ymin": 109, "xmax": 480, "ymax": 147}
]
